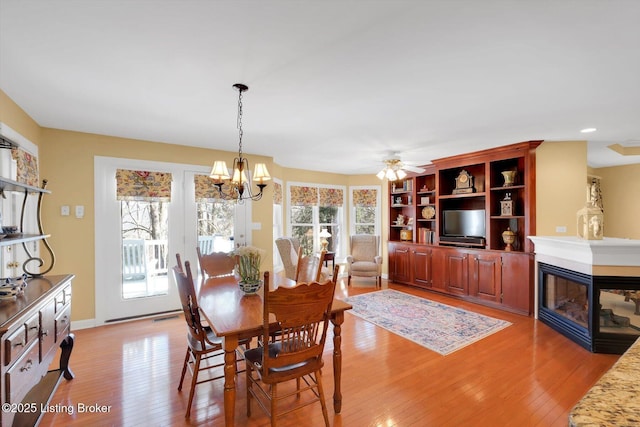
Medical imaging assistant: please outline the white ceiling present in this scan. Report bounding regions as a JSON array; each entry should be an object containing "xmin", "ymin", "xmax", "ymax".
[{"xmin": 1, "ymin": 0, "xmax": 640, "ymax": 175}]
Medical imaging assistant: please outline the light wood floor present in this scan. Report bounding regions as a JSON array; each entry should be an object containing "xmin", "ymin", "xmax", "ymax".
[{"xmin": 41, "ymin": 277, "xmax": 618, "ymax": 427}]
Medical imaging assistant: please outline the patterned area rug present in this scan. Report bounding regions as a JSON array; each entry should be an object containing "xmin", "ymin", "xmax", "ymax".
[{"xmin": 345, "ymin": 289, "xmax": 511, "ymax": 355}]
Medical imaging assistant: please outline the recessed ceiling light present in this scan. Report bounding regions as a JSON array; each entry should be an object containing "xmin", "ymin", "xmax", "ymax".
[{"xmin": 580, "ymin": 128, "xmax": 597, "ymax": 133}]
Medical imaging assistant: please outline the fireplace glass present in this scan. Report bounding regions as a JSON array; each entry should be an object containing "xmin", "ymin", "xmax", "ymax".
[
  {"xmin": 543, "ymin": 272, "xmax": 588, "ymax": 328},
  {"xmin": 539, "ymin": 262, "xmax": 640, "ymax": 353},
  {"xmin": 599, "ymin": 289, "xmax": 640, "ymax": 336}
]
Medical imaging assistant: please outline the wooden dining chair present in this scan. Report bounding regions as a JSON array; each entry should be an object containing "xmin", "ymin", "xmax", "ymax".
[
  {"xmin": 245, "ymin": 266, "xmax": 339, "ymax": 426},
  {"xmin": 172, "ymin": 259, "xmax": 244, "ymax": 418},
  {"xmin": 294, "ymin": 248, "xmax": 326, "ymax": 283},
  {"xmin": 196, "ymin": 247, "xmax": 237, "ymax": 279}
]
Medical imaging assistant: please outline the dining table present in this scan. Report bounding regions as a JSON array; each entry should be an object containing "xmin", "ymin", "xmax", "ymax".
[{"xmin": 197, "ymin": 272, "xmax": 352, "ymax": 427}]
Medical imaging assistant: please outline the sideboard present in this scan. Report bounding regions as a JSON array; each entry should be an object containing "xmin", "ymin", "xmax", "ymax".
[{"xmin": 0, "ymin": 274, "xmax": 74, "ymax": 427}]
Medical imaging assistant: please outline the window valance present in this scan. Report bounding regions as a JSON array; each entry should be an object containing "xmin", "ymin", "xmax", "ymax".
[
  {"xmin": 116, "ymin": 169, "xmax": 172, "ymax": 202},
  {"xmin": 194, "ymin": 174, "xmax": 235, "ymax": 202},
  {"xmin": 353, "ymin": 188, "xmax": 377, "ymax": 207},
  {"xmin": 11, "ymin": 147, "xmax": 39, "ymax": 187},
  {"xmin": 290, "ymin": 185, "xmax": 319, "ymax": 206},
  {"xmin": 319, "ymin": 187, "xmax": 343, "ymax": 207},
  {"xmin": 273, "ymin": 181, "xmax": 283, "ymax": 205}
]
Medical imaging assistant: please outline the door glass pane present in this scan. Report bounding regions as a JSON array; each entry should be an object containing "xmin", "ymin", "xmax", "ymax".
[
  {"xmin": 120, "ymin": 201, "xmax": 169, "ymax": 299},
  {"xmin": 196, "ymin": 200, "xmax": 235, "ymax": 254}
]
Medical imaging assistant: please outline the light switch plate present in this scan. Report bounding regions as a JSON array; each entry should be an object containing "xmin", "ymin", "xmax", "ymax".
[
  {"xmin": 61, "ymin": 205, "xmax": 70, "ymax": 216},
  {"xmin": 75, "ymin": 205, "xmax": 85, "ymax": 218}
]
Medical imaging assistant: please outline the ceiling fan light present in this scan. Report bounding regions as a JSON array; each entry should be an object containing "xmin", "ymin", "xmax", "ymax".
[
  {"xmin": 376, "ymin": 169, "xmax": 386, "ymax": 180},
  {"xmin": 396, "ymin": 169, "xmax": 407, "ymax": 179},
  {"xmin": 386, "ymin": 169, "xmax": 398, "ymax": 181}
]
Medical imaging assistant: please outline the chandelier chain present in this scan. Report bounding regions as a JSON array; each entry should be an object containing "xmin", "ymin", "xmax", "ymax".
[{"xmin": 237, "ymin": 88, "xmax": 243, "ymax": 157}]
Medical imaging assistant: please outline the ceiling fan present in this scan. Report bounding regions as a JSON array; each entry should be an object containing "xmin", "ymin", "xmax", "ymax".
[{"xmin": 376, "ymin": 154, "xmax": 425, "ymax": 181}]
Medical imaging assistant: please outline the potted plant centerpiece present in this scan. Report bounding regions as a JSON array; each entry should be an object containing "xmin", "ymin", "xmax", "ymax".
[{"xmin": 235, "ymin": 245, "xmax": 265, "ymax": 295}]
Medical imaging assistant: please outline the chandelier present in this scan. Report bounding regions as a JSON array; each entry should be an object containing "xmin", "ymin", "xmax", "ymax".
[
  {"xmin": 209, "ymin": 83, "xmax": 271, "ymax": 202},
  {"xmin": 376, "ymin": 159, "xmax": 407, "ymax": 181}
]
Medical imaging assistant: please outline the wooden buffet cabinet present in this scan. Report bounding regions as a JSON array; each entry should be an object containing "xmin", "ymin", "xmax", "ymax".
[
  {"xmin": 388, "ymin": 141, "xmax": 541, "ymax": 315},
  {"xmin": 0, "ymin": 275, "xmax": 74, "ymax": 427},
  {"xmin": 0, "ymin": 175, "xmax": 74, "ymax": 426}
]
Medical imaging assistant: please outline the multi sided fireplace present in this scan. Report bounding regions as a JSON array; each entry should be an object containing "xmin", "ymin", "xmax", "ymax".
[
  {"xmin": 538, "ymin": 262, "xmax": 640, "ymax": 354},
  {"xmin": 530, "ymin": 236, "xmax": 640, "ymax": 355}
]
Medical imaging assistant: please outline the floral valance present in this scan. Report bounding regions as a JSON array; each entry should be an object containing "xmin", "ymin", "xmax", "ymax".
[
  {"xmin": 194, "ymin": 174, "xmax": 235, "ymax": 202},
  {"xmin": 11, "ymin": 147, "xmax": 39, "ymax": 187},
  {"xmin": 116, "ymin": 169, "xmax": 172, "ymax": 202},
  {"xmin": 290, "ymin": 185, "xmax": 319, "ymax": 206},
  {"xmin": 353, "ymin": 188, "xmax": 377, "ymax": 207},
  {"xmin": 273, "ymin": 181, "xmax": 283, "ymax": 205},
  {"xmin": 319, "ymin": 187, "xmax": 343, "ymax": 207}
]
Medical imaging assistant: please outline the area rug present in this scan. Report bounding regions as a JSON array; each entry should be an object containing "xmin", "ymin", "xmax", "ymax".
[{"xmin": 344, "ymin": 289, "xmax": 511, "ymax": 355}]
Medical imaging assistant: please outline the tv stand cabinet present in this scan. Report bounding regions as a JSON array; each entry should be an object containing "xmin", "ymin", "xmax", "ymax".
[{"xmin": 388, "ymin": 141, "xmax": 540, "ymax": 315}]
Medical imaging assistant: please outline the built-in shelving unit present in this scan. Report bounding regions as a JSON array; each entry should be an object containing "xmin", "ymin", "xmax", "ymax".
[{"xmin": 387, "ymin": 141, "xmax": 542, "ymax": 315}]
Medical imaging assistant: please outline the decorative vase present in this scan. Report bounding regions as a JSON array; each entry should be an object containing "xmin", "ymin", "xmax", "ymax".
[
  {"xmin": 502, "ymin": 227, "xmax": 516, "ymax": 251},
  {"xmin": 501, "ymin": 170, "xmax": 517, "ymax": 187},
  {"xmin": 239, "ymin": 280, "xmax": 263, "ymax": 295},
  {"xmin": 577, "ymin": 203, "xmax": 604, "ymax": 240}
]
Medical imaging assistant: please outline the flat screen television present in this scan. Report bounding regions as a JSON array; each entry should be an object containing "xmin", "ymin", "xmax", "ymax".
[{"xmin": 442, "ymin": 209, "xmax": 486, "ymax": 238}]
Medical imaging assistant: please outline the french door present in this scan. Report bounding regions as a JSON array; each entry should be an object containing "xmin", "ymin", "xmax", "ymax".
[{"xmin": 94, "ymin": 157, "xmax": 249, "ymax": 325}]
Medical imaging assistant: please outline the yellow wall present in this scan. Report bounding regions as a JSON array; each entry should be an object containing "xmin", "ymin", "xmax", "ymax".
[
  {"xmin": 593, "ymin": 164, "xmax": 640, "ymax": 239},
  {"xmin": 536, "ymin": 141, "xmax": 588, "ymax": 236},
  {"xmin": 0, "ymin": 90, "xmax": 41, "ymax": 144}
]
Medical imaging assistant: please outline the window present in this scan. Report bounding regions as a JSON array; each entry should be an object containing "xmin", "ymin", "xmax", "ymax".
[
  {"xmin": 350, "ymin": 186, "xmax": 381, "ymax": 236},
  {"xmin": 288, "ymin": 183, "xmax": 345, "ymax": 257}
]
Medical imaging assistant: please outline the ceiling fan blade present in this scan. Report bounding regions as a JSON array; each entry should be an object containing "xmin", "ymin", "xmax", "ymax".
[{"xmin": 403, "ymin": 164, "xmax": 425, "ymax": 173}]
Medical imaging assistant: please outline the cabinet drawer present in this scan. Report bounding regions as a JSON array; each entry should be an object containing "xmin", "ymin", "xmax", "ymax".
[
  {"xmin": 5, "ymin": 340, "xmax": 39, "ymax": 404},
  {"xmin": 55, "ymin": 305, "xmax": 71, "ymax": 343},
  {"xmin": 39, "ymin": 299, "xmax": 56, "ymax": 362},
  {"xmin": 24, "ymin": 314, "xmax": 40, "ymax": 345},
  {"xmin": 4, "ymin": 326, "xmax": 27, "ymax": 367},
  {"xmin": 54, "ymin": 285, "xmax": 72, "ymax": 313},
  {"xmin": 64, "ymin": 285, "xmax": 72, "ymax": 304}
]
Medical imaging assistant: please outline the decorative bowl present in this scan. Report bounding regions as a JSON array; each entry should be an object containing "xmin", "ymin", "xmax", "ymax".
[
  {"xmin": 2, "ymin": 226, "xmax": 18, "ymax": 234},
  {"xmin": 239, "ymin": 280, "xmax": 263, "ymax": 295}
]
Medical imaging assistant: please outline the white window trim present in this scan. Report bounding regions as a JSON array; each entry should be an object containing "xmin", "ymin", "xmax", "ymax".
[{"xmin": 349, "ymin": 185, "xmax": 382, "ymax": 236}]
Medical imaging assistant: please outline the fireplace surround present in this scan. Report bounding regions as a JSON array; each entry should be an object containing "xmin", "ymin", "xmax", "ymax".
[{"xmin": 530, "ymin": 236, "xmax": 640, "ymax": 354}]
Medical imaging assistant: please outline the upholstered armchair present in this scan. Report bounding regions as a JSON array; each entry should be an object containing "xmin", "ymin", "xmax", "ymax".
[
  {"xmin": 275, "ymin": 237, "xmax": 301, "ymax": 280},
  {"xmin": 346, "ymin": 234, "xmax": 382, "ymax": 287}
]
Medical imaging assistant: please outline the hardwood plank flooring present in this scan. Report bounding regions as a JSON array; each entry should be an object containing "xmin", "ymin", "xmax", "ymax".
[{"xmin": 40, "ymin": 277, "xmax": 618, "ymax": 426}]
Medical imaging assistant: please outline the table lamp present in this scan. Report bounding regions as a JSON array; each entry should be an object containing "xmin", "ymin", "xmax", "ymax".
[{"xmin": 319, "ymin": 228, "xmax": 331, "ymax": 251}]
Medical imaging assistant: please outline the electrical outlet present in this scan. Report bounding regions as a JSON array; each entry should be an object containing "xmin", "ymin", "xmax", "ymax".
[{"xmin": 556, "ymin": 226, "xmax": 567, "ymax": 233}]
